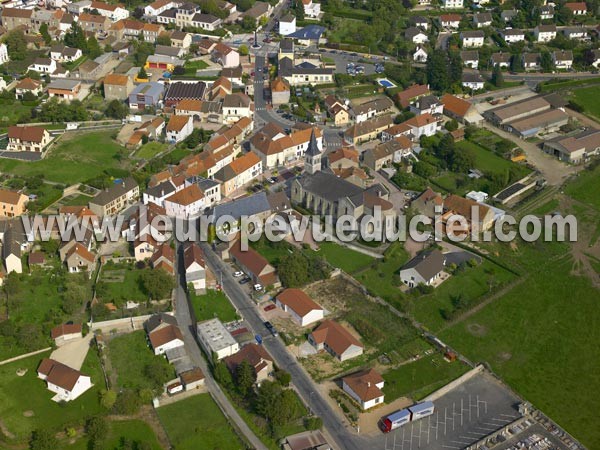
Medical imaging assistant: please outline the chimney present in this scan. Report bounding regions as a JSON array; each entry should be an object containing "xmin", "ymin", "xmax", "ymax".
[{"xmin": 367, "ymin": 382, "xmax": 371, "ymax": 387}]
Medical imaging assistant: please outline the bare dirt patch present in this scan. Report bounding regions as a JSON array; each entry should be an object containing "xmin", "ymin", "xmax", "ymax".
[
  {"xmin": 22, "ymin": 411, "xmax": 34, "ymax": 417},
  {"xmin": 467, "ymin": 323, "xmax": 487, "ymax": 337}
]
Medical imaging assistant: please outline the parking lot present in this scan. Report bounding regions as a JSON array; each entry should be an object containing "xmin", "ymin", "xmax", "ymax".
[{"xmin": 364, "ymin": 372, "xmax": 522, "ymax": 450}]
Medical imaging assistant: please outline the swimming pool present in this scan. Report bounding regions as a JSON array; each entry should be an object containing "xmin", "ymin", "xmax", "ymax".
[{"xmin": 377, "ymin": 78, "xmax": 397, "ymax": 89}]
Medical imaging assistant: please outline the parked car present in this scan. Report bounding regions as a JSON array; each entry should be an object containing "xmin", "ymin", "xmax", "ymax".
[
  {"xmin": 269, "ymin": 176, "xmax": 278, "ymax": 183},
  {"xmin": 254, "ymin": 283, "xmax": 263, "ymax": 291},
  {"xmin": 264, "ymin": 321, "xmax": 278, "ymax": 336},
  {"xmin": 239, "ymin": 277, "xmax": 250, "ymax": 285},
  {"xmin": 233, "ymin": 271, "xmax": 244, "ymax": 277}
]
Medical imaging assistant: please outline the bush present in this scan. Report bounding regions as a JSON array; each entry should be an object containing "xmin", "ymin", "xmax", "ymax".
[{"xmin": 305, "ymin": 416, "xmax": 323, "ymax": 430}]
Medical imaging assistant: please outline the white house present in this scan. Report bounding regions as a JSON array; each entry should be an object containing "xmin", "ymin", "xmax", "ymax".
[
  {"xmin": 28, "ymin": 58, "xmax": 57, "ymax": 74},
  {"xmin": 50, "ymin": 45, "xmax": 82, "ymax": 62},
  {"xmin": 461, "ymin": 31, "xmax": 485, "ymax": 48},
  {"xmin": 275, "ymin": 289, "xmax": 324, "ymax": 327},
  {"xmin": 413, "ymin": 46, "xmax": 428, "ymax": 63},
  {"xmin": 183, "ymin": 242, "xmax": 206, "ymax": 292},
  {"xmin": 439, "ymin": 14, "xmax": 461, "ymax": 29},
  {"xmin": 563, "ymin": 27, "xmax": 587, "ymax": 40},
  {"xmin": 0, "ymin": 43, "xmax": 10, "ymax": 65},
  {"xmin": 37, "ymin": 359, "xmax": 92, "ymax": 402},
  {"xmin": 399, "ymin": 249, "xmax": 445, "ymax": 288},
  {"xmin": 473, "ymin": 13, "xmax": 492, "ymax": 28},
  {"xmin": 462, "ymin": 73, "xmax": 485, "ymax": 91},
  {"xmin": 87, "ymin": 1, "xmax": 130, "ymax": 21},
  {"xmin": 166, "ymin": 115, "xmax": 193, "ymax": 143},
  {"xmin": 553, "ymin": 50, "xmax": 573, "ymax": 70},
  {"xmin": 197, "ymin": 319, "xmax": 239, "ymax": 360},
  {"xmin": 539, "ymin": 5, "xmax": 554, "ymax": 19},
  {"xmin": 144, "ymin": 0, "xmax": 180, "ymax": 16},
  {"xmin": 279, "ymin": 14, "xmax": 296, "ymax": 36},
  {"xmin": 404, "ymin": 113, "xmax": 440, "ymax": 139},
  {"xmin": 534, "ymin": 25, "xmax": 556, "ymax": 43},
  {"xmin": 461, "ymin": 50, "xmax": 479, "ymax": 69},
  {"xmin": 342, "ymin": 369, "xmax": 385, "ymax": 410},
  {"xmin": 591, "ymin": 49, "xmax": 600, "ymax": 68},
  {"xmin": 302, "ymin": 0, "xmax": 321, "ymax": 18},
  {"xmin": 501, "ymin": 28, "xmax": 525, "ymax": 44},
  {"xmin": 164, "ymin": 184, "xmax": 205, "ymax": 219},
  {"xmin": 406, "ymin": 27, "xmax": 428, "ymax": 44},
  {"xmin": 308, "ymin": 320, "xmax": 363, "ymax": 362},
  {"xmin": 149, "ymin": 324, "xmax": 185, "ymax": 355},
  {"xmin": 51, "ymin": 324, "xmax": 83, "ymax": 347},
  {"xmin": 222, "ymin": 93, "xmax": 253, "ymax": 125},
  {"xmin": 441, "ymin": 0, "xmax": 463, "ymax": 8}
]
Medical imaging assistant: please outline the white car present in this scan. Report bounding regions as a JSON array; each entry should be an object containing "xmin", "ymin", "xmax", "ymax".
[
  {"xmin": 253, "ymin": 284, "xmax": 263, "ymax": 291},
  {"xmin": 233, "ymin": 271, "xmax": 244, "ymax": 277}
]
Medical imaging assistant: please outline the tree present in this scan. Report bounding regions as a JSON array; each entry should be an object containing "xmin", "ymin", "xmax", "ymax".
[
  {"xmin": 105, "ymin": 99, "xmax": 128, "ymax": 119},
  {"xmin": 29, "ymin": 429, "xmax": 58, "ymax": 450},
  {"xmin": 86, "ymin": 36, "xmax": 102, "ymax": 59},
  {"xmin": 235, "ymin": 361, "xmax": 256, "ymax": 397},
  {"xmin": 556, "ymin": 5, "xmax": 573, "ymax": 25},
  {"xmin": 274, "ymin": 369, "xmax": 291, "ymax": 386},
  {"xmin": 540, "ymin": 51, "xmax": 554, "ymax": 72},
  {"xmin": 241, "ymin": 16, "xmax": 257, "ymax": 32},
  {"xmin": 451, "ymin": 147, "xmax": 475, "ymax": 173},
  {"xmin": 144, "ymin": 359, "xmax": 172, "ymax": 393},
  {"xmin": 277, "ymin": 252, "xmax": 309, "ymax": 288},
  {"xmin": 64, "ymin": 22, "xmax": 87, "ymax": 51},
  {"xmin": 213, "ymin": 361, "xmax": 233, "ymax": 388},
  {"xmin": 137, "ymin": 67, "xmax": 148, "ymax": 80},
  {"xmin": 39, "ymin": 23, "xmax": 52, "ymax": 45},
  {"xmin": 156, "ymin": 34, "xmax": 171, "ymax": 46},
  {"xmin": 99, "ymin": 389, "xmax": 117, "ymax": 409},
  {"xmin": 294, "ymin": 0, "xmax": 305, "ymax": 20},
  {"xmin": 448, "ymin": 50, "xmax": 463, "ymax": 85},
  {"xmin": 85, "ymin": 416, "xmax": 108, "ymax": 450},
  {"xmin": 491, "ymin": 64, "xmax": 504, "ymax": 87},
  {"xmin": 238, "ymin": 44, "xmax": 249, "ymax": 56},
  {"xmin": 444, "ymin": 119, "xmax": 458, "ymax": 132},
  {"xmin": 114, "ymin": 390, "xmax": 141, "ymax": 415},
  {"xmin": 510, "ymin": 54, "xmax": 524, "ymax": 72},
  {"xmin": 5, "ymin": 30, "xmax": 27, "ymax": 60},
  {"xmin": 189, "ymin": 43, "xmax": 199, "ymax": 55},
  {"xmin": 140, "ymin": 269, "xmax": 173, "ymax": 300},
  {"xmin": 62, "ymin": 281, "xmax": 87, "ymax": 314},
  {"xmin": 426, "ymin": 50, "xmax": 450, "ymax": 91}
]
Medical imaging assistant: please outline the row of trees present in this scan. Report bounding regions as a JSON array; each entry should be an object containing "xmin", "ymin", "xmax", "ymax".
[{"xmin": 64, "ymin": 22, "xmax": 103, "ymax": 59}]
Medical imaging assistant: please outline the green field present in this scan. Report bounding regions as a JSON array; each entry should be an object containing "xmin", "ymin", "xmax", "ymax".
[
  {"xmin": 0, "ymin": 349, "xmax": 104, "ymax": 442},
  {"xmin": 383, "ymin": 354, "xmax": 469, "ymax": 402},
  {"xmin": 457, "ymin": 140, "xmax": 517, "ymax": 175},
  {"xmin": 136, "ymin": 142, "xmax": 168, "ymax": 159},
  {"xmin": 96, "ymin": 263, "xmax": 148, "ymax": 306},
  {"xmin": 353, "ymin": 241, "xmax": 410, "ymax": 306},
  {"xmin": 0, "ymin": 132, "xmax": 129, "ymax": 184},
  {"xmin": 66, "ymin": 419, "xmax": 163, "ymax": 450},
  {"xmin": 565, "ymin": 163, "xmax": 600, "ymax": 211},
  {"xmin": 108, "ymin": 330, "xmax": 174, "ymax": 391},
  {"xmin": 316, "ymin": 241, "xmax": 375, "ymax": 273},
  {"xmin": 157, "ymin": 394, "xmax": 245, "ymax": 450},
  {"xmin": 571, "ymin": 85, "xmax": 600, "ymax": 120},
  {"xmin": 190, "ymin": 289, "xmax": 239, "ymax": 322},
  {"xmin": 61, "ymin": 193, "xmax": 93, "ymax": 207}
]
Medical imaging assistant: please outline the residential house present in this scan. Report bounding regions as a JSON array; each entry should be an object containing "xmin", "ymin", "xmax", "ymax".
[
  {"xmin": 590, "ymin": 49, "xmax": 600, "ymax": 68},
  {"xmin": 37, "ymin": 359, "xmax": 92, "ymax": 402},
  {"xmin": 412, "ymin": 16, "xmax": 429, "ymax": 30},
  {"xmin": 439, "ymin": 14, "xmax": 461, "ymax": 29},
  {"xmin": 222, "ymin": 93, "xmax": 253, "ymax": 124},
  {"xmin": 148, "ymin": 320, "xmax": 184, "ymax": 355},
  {"xmin": 539, "ymin": 5, "xmax": 554, "ymax": 19},
  {"xmin": 399, "ymin": 249, "xmax": 445, "ymax": 287},
  {"xmin": 362, "ymin": 137, "xmax": 412, "ymax": 171},
  {"xmin": 461, "ymin": 31, "xmax": 485, "ymax": 48},
  {"xmin": 143, "ymin": 23, "xmax": 164, "ymax": 42},
  {"xmin": 221, "ymin": 66, "xmax": 243, "ymax": 86},
  {"xmin": 553, "ymin": 50, "xmax": 573, "ymax": 70},
  {"xmin": 394, "ymin": 84, "xmax": 430, "ymax": 109},
  {"xmin": 271, "ymin": 77, "xmax": 290, "ymax": 106},
  {"xmin": 326, "ymin": 146, "xmax": 359, "ymax": 170},
  {"xmin": 1, "ymin": 8, "xmax": 33, "ymax": 31},
  {"xmin": 128, "ymin": 82, "xmax": 165, "ymax": 109},
  {"xmin": 214, "ymin": 152, "xmax": 263, "ymax": 196},
  {"xmin": 534, "ymin": 25, "xmax": 556, "ymax": 42},
  {"xmin": 224, "ymin": 344, "xmax": 274, "ymax": 384},
  {"xmin": 411, "ymin": 187, "xmax": 443, "ymax": 218},
  {"xmin": 413, "ymin": 46, "xmax": 428, "ymax": 63},
  {"xmin": 77, "ymin": 60, "xmax": 102, "ymax": 79},
  {"xmin": 166, "ymin": 115, "xmax": 194, "ymax": 143},
  {"xmin": 170, "ymin": 30, "xmax": 192, "ymax": 49},
  {"xmin": 308, "ymin": 320, "xmax": 363, "ymax": 362},
  {"xmin": 442, "ymin": 194, "xmax": 495, "ymax": 232},
  {"xmin": 15, "ymin": 78, "xmax": 43, "ymax": 100},
  {"xmin": 441, "ymin": 0, "xmax": 463, "ymax": 7},
  {"xmin": 501, "ymin": 28, "xmax": 525, "ymax": 44},
  {"xmin": 89, "ymin": 177, "xmax": 140, "ymax": 216},
  {"xmin": 190, "ymin": 13, "xmax": 222, "ymax": 31},
  {"xmin": 342, "ymin": 369, "xmax": 385, "ymax": 410},
  {"xmin": 491, "ymin": 52, "xmax": 511, "ymax": 69},
  {"xmin": 150, "ymin": 242, "xmax": 175, "ymax": 274},
  {"xmin": 88, "ymin": 1, "xmax": 130, "ymax": 21},
  {"xmin": 6, "ymin": 126, "xmax": 51, "ymax": 153},
  {"xmin": 65, "ymin": 243, "xmax": 95, "ymax": 273},
  {"xmin": 78, "ymin": 13, "xmax": 111, "ymax": 34},
  {"xmin": 229, "ymin": 239, "xmax": 279, "ymax": 287},
  {"xmin": 405, "ymin": 27, "xmax": 429, "ymax": 44},
  {"xmin": 462, "ymin": 73, "xmax": 485, "ymax": 91},
  {"xmin": 344, "ymin": 115, "xmax": 393, "ymax": 145},
  {"xmin": 460, "ymin": 50, "xmax": 479, "ymax": 69},
  {"xmin": 501, "ymin": 9, "xmax": 518, "ymax": 23},
  {"xmin": 409, "ymin": 95, "xmax": 444, "ymax": 116},
  {"xmin": 196, "ymin": 319, "xmax": 239, "ymax": 359},
  {"xmin": 155, "ymin": 44, "xmax": 186, "ymax": 59},
  {"xmin": 103, "ymin": 73, "xmax": 133, "ymax": 100},
  {"xmin": 522, "ymin": 53, "xmax": 541, "ymax": 70},
  {"xmin": 351, "ymin": 97, "xmax": 394, "ymax": 124},
  {"xmin": 144, "ymin": 0, "xmax": 181, "ymax": 17},
  {"xmin": 278, "ymin": 57, "xmax": 334, "ymax": 86},
  {"xmin": 183, "ymin": 242, "xmax": 206, "ymax": 292},
  {"xmin": 180, "ymin": 367, "xmax": 205, "ymax": 390},
  {"xmin": 211, "ymin": 43, "xmax": 239, "ymax": 68},
  {"xmin": 2, "ymin": 226, "xmax": 23, "ymax": 274},
  {"xmin": 563, "ymin": 27, "xmax": 587, "ymax": 40},
  {"xmin": 51, "ymin": 324, "xmax": 83, "ymax": 347},
  {"xmin": 250, "ymin": 124, "xmax": 322, "ymax": 168},
  {"xmin": 164, "ymin": 183, "xmax": 205, "ymax": 218},
  {"xmin": 28, "ymin": 58, "xmax": 57, "ymax": 75},
  {"xmin": 279, "ymin": 14, "xmax": 296, "ymax": 36},
  {"xmin": 440, "ymin": 94, "xmax": 484, "ymax": 125},
  {"xmin": 565, "ymin": 2, "xmax": 587, "ymax": 15},
  {"xmin": 276, "ymin": 289, "xmax": 324, "ymax": 327},
  {"xmin": 47, "ymin": 80, "xmax": 81, "ymax": 102},
  {"xmin": 50, "ymin": 46, "xmax": 82, "ymax": 62},
  {"xmin": 302, "ymin": 0, "xmax": 320, "ymax": 18},
  {"xmin": 404, "ymin": 113, "xmax": 440, "ymax": 139},
  {"xmin": 0, "ymin": 190, "xmax": 27, "ymax": 223},
  {"xmin": 473, "ymin": 12, "xmax": 492, "ymax": 28}
]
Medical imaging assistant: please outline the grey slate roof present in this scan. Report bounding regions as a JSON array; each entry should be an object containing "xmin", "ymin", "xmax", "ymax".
[
  {"xmin": 146, "ymin": 313, "xmax": 178, "ymax": 334},
  {"xmin": 401, "ymin": 249, "xmax": 445, "ymax": 280},
  {"xmin": 297, "ymin": 171, "xmax": 363, "ymax": 203},
  {"xmin": 211, "ymin": 191, "xmax": 271, "ymax": 221}
]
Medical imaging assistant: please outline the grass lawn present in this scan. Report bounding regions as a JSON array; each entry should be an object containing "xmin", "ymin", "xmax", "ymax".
[
  {"xmin": 251, "ymin": 238, "xmax": 294, "ymax": 266},
  {"xmin": 408, "ymin": 259, "xmax": 517, "ymax": 332},
  {"xmin": 315, "ymin": 241, "xmax": 374, "ymax": 273},
  {"xmin": 383, "ymin": 354, "xmax": 469, "ymax": 402},
  {"xmin": 136, "ymin": 142, "xmax": 168, "ymax": 159},
  {"xmin": 157, "ymin": 394, "xmax": 245, "ymax": 450},
  {"xmin": 66, "ymin": 419, "xmax": 162, "ymax": 450},
  {"xmin": 190, "ymin": 289, "xmax": 239, "ymax": 322},
  {"xmin": 353, "ymin": 241, "xmax": 410, "ymax": 306},
  {"xmin": 565, "ymin": 163, "xmax": 600, "ymax": 211},
  {"xmin": 62, "ymin": 193, "xmax": 93, "ymax": 207},
  {"xmin": 184, "ymin": 59, "xmax": 209, "ymax": 76},
  {"xmin": 108, "ymin": 330, "xmax": 174, "ymax": 391},
  {"xmin": 440, "ymin": 256, "xmax": 600, "ymax": 449},
  {"xmin": 0, "ymin": 132, "xmax": 129, "ymax": 184},
  {"xmin": 570, "ymin": 85, "xmax": 600, "ymax": 120},
  {"xmin": 96, "ymin": 263, "xmax": 148, "ymax": 306},
  {"xmin": 457, "ymin": 140, "xmax": 517, "ymax": 175},
  {"xmin": 0, "ymin": 348, "xmax": 104, "ymax": 443},
  {"xmin": 0, "ymin": 99, "xmax": 35, "ymax": 127}
]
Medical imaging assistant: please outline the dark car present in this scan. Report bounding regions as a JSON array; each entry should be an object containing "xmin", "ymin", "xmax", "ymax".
[
  {"xmin": 264, "ymin": 321, "xmax": 278, "ymax": 336},
  {"xmin": 239, "ymin": 277, "xmax": 250, "ymax": 285}
]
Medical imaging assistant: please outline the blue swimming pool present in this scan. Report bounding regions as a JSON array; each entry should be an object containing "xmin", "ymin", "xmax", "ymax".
[{"xmin": 377, "ymin": 78, "xmax": 397, "ymax": 89}]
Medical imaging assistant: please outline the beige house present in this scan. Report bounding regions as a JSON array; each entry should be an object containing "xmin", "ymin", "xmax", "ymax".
[
  {"xmin": 65, "ymin": 243, "xmax": 95, "ymax": 274},
  {"xmin": 362, "ymin": 137, "xmax": 412, "ymax": 171},
  {"xmin": 0, "ymin": 189, "xmax": 28, "ymax": 218},
  {"xmin": 103, "ymin": 73, "xmax": 134, "ymax": 100},
  {"xmin": 344, "ymin": 115, "xmax": 393, "ymax": 145},
  {"xmin": 214, "ymin": 152, "xmax": 262, "ymax": 197},
  {"xmin": 308, "ymin": 320, "xmax": 364, "ymax": 362},
  {"xmin": 224, "ymin": 344, "xmax": 274, "ymax": 384},
  {"xmin": 6, "ymin": 126, "xmax": 51, "ymax": 153},
  {"xmin": 89, "ymin": 177, "xmax": 140, "ymax": 216},
  {"xmin": 0, "ymin": 8, "xmax": 33, "ymax": 31}
]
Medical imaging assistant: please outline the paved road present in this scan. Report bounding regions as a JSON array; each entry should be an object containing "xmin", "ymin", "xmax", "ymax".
[
  {"xmin": 173, "ymin": 240, "xmax": 267, "ymax": 450},
  {"xmin": 199, "ymin": 242, "xmax": 368, "ymax": 450}
]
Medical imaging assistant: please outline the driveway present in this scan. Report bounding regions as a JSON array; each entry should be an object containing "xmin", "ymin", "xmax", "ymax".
[{"xmin": 49, "ymin": 334, "xmax": 93, "ymax": 370}]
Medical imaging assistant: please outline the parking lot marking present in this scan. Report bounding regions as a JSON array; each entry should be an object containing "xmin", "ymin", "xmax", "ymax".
[
  {"xmin": 475, "ymin": 426, "xmax": 498, "ymax": 432},
  {"xmin": 441, "ymin": 446, "xmax": 461, "ymax": 449},
  {"xmin": 450, "ymin": 439, "xmax": 474, "ymax": 446},
  {"xmin": 452, "ymin": 403, "xmax": 456, "ymax": 431},
  {"xmin": 490, "ymin": 417, "xmax": 513, "ymax": 423},
  {"xmin": 500, "ymin": 413, "xmax": 518, "ymax": 419}
]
